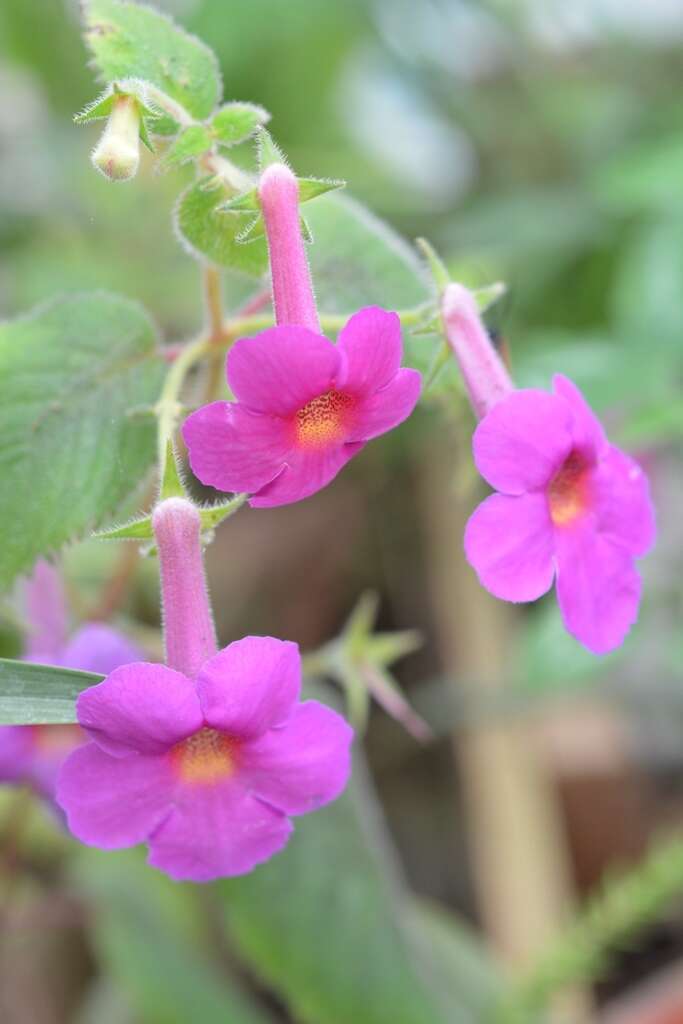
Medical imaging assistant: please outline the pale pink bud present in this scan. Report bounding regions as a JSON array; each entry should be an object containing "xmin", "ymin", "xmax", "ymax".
[
  {"xmin": 91, "ymin": 94, "xmax": 141, "ymax": 182},
  {"xmin": 441, "ymin": 282, "xmax": 513, "ymax": 419}
]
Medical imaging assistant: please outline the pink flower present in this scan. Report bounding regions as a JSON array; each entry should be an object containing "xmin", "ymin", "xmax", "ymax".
[
  {"xmin": 57, "ymin": 636, "xmax": 352, "ymax": 881},
  {"xmin": 182, "ymin": 307, "xmax": 421, "ymax": 507},
  {"xmin": 183, "ymin": 160, "xmax": 420, "ymax": 507},
  {"xmin": 464, "ymin": 374, "xmax": 656, "ymax": 654},
  {"xmin": 0, "ymin": 562, "xmax": 143, "ymax": 800},
  {"xmin": 57, "ymin": 498, "xmax": 353, "ymax": 881}
]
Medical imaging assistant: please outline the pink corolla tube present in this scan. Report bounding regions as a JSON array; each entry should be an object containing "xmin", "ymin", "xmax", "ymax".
[
  {"xmin": 57, "ymin": 498, "xmax": 353, "ymax": 882},
  {"xmin": 183, "ymin": 162, "xmax": 421, "ymax": 508},
  {"xmin": 0, "ymin": 560, "xmax": 143, "ymax": 802},
  {"xmin": 442, "ymin": 283, "xmax": 655, "ymax": 656}
]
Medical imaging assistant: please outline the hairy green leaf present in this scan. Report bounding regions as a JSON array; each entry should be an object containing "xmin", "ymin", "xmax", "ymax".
[
  {"xmin": 174, "ymin": 177, "xmax": 268, "ymax": 274},
  {"xmin": 0, "ymin": 293, "xmax": 164, "ymax": 589},
  {"xmin": 211, "ymin": 102, "xmax": 270, "ymax": 146},
  {"xmin": 82, "ymin": 0, "xmax": 221, "ymax": 133},
  {"xmin": 162, "ymin": 124, "xmax": 212, "ymax": 166}
]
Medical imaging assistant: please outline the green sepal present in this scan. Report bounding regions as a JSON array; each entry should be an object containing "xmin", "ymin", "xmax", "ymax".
[
  {"xmin": 93, "ymin": 517, "xmax": 154, "ymax": 541},
  {"xmin": 256, "ymin": 126, "xmax": 288, "ymax": 170},
  {"xmin": 300, "ymin": 215, "xmax": 313, "ymax": 244},
  {"xmin": 416, "ymin": 237, "xmax": 450, "ymax": 293},
  {"xmin": 162, "ymin": 124, "xmax": 213, "ymax": 167},
  {"xmin": 198, "ymin": 493, "xmax": 247, "ymax": 532},
  {"xmin": 93, "ymin": 491, "xmax": 246, "ymax": 548},
  {"xmin": 159, "ymin": 440, "xmax": 186, "ymax": 500},
  {"xmin": 220, "ymin": 189, "xmax": 260, "ymax": 213},
  {"xmin": 411, "ymin": 313, "xmax": 442, "ymax": 336},
  {"xmin": 235, "ymin": 215, "xmax": 265, "ymax": 244},
  {"xmin": 74, "ymin": 79, "xmax": 164, "ymax": 153},
  {"xmin": 211, "ymin": 102, "xmax": 270, "ymax": 147},
  {"xmin": 297, "ymin": 176, "xmax": 346, "ymax": 202},
  {"xmin": 473, "ymin": 280, "xmax": 507, "ymax": 312},
  {"xmin": 306, "ymin": 591, "xmax": 431, "ymax": 740}
]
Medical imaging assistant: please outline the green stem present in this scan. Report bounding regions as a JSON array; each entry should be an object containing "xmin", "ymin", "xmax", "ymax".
[{"xmin": 495, "ymin": 835, "xmax": 683, "ymax": 1023}]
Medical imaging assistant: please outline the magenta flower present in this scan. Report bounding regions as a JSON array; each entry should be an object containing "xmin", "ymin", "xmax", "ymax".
[
  {"xmin": 464, "ymin": 375, "xmax": 655, "ymax": 654},
  {"xmin": 0, "ymin": 561, "xmax": 143, "ymax": 800},
  {"xmin": 57, "ymin": 636, "xmax": 352, "ymax": 881},
  {"xmin": 182, "ymin": 161, "xmax": 420, "ymax": 508},
  {"xmin": 183, "ymin": 308, "xmax": 420, "ymax": 507},
  {"xmin": 442, "ymin": 283, "xmax": 655, "ymax": 655},
  {"xmin": 57, "ymin": 498, "xmax": 352, "ymax": 881}
]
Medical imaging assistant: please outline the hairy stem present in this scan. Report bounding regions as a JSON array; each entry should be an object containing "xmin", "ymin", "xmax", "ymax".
[{"xmin": 495, "ymin": 835, "xmax": 683, "ymax": 1023}]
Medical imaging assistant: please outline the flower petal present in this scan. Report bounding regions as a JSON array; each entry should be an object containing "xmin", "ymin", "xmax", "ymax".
[
  {"xmin": 555, "ymin": 526, "xmax": 642, "ymax": 655},
  {"xmin": 553, "ymin": 374, "xmax": 607, "ymax": 460},
  {"xmin": 147, "ymin": 780, "xmax": 292, "ymax": 881},
  {"xmin": 346, "ymin": 369, "xmax": 421, "ymax": 442},
  {"xmin": 57, "ymin": 743, "xmax": 175, "ymax": 848},
  {"xmin": 197, "ymin": 637, "xmax": 300, "ymax": 738},
  {"xmin": 227, "ymin": 327, "xmax": 341, "ymax": 416},
  {"xmin": 239, "ymin": 701, "xmax": 353, "ymax": 815},
  {"xmin": 336, "ymin": 307, "xmax": 403, "ymax": 395},
  {"xmin": 25, "ymin": 726, "xmax": 85, "ymax": 798},
  {"xmin": 464, "ymin": 492, "xmax": 556, "ymax": 602},
  {"xmin": 0, "ymin": 727, "xmax": 34, "ymax": 784},
  {"xmin": 60, "ymin": 623, "xmax": 144, "ymax": 675},
  {"xmin": 77, "ymin": 663, "xmax": 203, "ymax": 758},
  {"xmin": 183, "ymin": 401, "xmax": 290, "ymax": 494},
  {"xmin": 249, "ymin": 442, "xmax": 363, "ymax": 508},
  {"xmin": 593, "ymin": 445, "xmax": 656, "ymax": 557},
  {"xmin": 473, "ymin": 390, "xmax": 573, "ymax": 495}
]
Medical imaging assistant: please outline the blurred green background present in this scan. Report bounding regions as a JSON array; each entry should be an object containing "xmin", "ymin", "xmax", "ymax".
[{"xmin": 1, "ymin": 1, "xmax": 683, "ymax": 1021}]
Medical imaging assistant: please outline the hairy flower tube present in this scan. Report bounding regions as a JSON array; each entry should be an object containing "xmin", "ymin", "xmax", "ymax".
[
  {"xmin": 0, "ymin": 560, "xmax": 143, "ymax": 800},
  {"xmin": 57, "ymin": 498, "xmax": 353, "ymax": 881},
  {"xmin": 442, "ymin": 284, "xmax": 655, "ymax": 655},
  {"xmin": 183, "ymin": 163, "xmax": 421, "ymax": 507}
]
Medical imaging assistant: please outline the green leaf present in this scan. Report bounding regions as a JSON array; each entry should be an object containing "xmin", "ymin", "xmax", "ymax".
[
  {"xmin": 220, "ymin": 716, "xmax": 471, "ymax": 1024},
  {"xmin": 304, "ymin": 193, "xmax": 437, "ymax": 377},
  {"xmin": 162, "ymin": 124, "xmax": 212, "ymax": 167},
  {"xmin": 174, "ymin": 177, "xmax": 269, "ymax": 274},
  {"xmin": 82, "ymin": 0, "xmax": 221, "ymax": 134},
  {"xmin": 305, "ymin": 193, "xmax": 430, "ymax": 315},
  {"xmin": 0, "ymin": 293, "xmax": 164, "ymax": 590},
  {"xmin": 0, "ymin": 659, "xmax": 101, "ymax": 724},
  {"xmin": 211, "ymin": 102, "xmax": 270, "ymax": 146},
  {"xmin": 406, "ymin": 899, "xmax": 500, "ymax": 1022},
  {"xmin": 73, "ymin": 848, "xmax": 273, "ymax": 1024}
]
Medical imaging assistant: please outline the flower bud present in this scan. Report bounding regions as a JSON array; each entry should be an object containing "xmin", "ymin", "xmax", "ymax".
[
  {"xmin": 91, "ymin": 94, "xmax": 141, "ymax": 182},
  {"xmin": 441, "ymin": 282, "xmax": 513, "ymax": 419}
]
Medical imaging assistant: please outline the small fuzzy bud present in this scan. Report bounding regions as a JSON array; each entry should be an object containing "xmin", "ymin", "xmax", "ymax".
[
  {"xmin": 441, "ymin": 282, "xmax": 513, "ymax": 419},
  {"xmin": 91, "ymin": 94, "xmax": 141, "ymax": 182}
]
